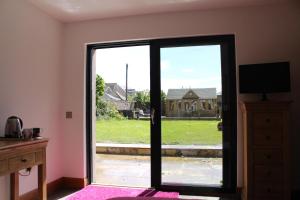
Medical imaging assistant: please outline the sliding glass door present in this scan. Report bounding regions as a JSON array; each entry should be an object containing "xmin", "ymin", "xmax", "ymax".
[
  {"xmin": 160, "ymin": 45, "xmax": 223, "ymax": 186},
  {"xmin": 94, "ymin": 45, "xmax": 151, "ymax": 187},
  {"xmin": 86, "ymin": 35, "xmax": 237, "ymax": 196},
  {"xmin": 150, "ymin": 36, "xmax": 237, "ymax": 195}
]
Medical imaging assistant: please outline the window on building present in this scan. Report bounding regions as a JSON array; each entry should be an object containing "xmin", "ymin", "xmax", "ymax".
[{"xmin": 185, "ymin": 102, "xmax": 189, "ymax": 111}]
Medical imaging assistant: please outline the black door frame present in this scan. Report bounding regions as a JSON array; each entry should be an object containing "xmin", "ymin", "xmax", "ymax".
[
  {"xmin": 150, "ymin": 35, "xmax": 237, "ymax": 196},
  {"xmin": 86, "ymin": 34, "xmax": 237, "ymax": 197}
]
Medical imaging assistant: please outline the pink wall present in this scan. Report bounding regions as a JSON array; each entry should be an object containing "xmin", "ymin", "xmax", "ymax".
[
  {"xmin": 0, "ymin": 1, "xmax": 299, "ymax": 199},
  {"xmin": 62, "ymin": 2, "xmax": 300, "ymax": 189},
  {"xmin": 0, "ymin": 0, "xmax": 64, "ymax": 198}
]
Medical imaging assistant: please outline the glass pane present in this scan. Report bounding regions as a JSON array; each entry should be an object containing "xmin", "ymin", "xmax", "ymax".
[
  {"xmin": 94, "ymin": 46, "xmax": 150, "ymax": 187},
  {"xmin": 161, "ymin": 45, "xmax": 223, "ymax": 186}
]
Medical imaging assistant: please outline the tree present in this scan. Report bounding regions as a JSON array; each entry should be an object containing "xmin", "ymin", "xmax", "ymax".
[
  {"xmin": 161, "ymin": 90, "xmax": 166, "ymax": 102},
  {"xmin": 133, "ymin": 90, "xmax": 166, "ymax": 114},
  {"xmin": 96, "ymin": 74, "xmax": 105, "ymax": 109},
  {"xmin": 134, "ymin": 91, "xmax": 150, "ymax": 112},
  {"xmin": 161, "ymin": 90, "xmax": 167, "ymax": 116},
  {"xmin": 97, "ymin": 99, "xmax": 124, "ymax": 119},
  {"xmin": 95, "ymin": 75, "xmax": 124, "ymax": 119}
]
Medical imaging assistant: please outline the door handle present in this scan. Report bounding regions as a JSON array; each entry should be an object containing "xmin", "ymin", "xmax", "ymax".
[{"xmin": 151, "ymin": 109, "xmax": 155, "ymax": 125}]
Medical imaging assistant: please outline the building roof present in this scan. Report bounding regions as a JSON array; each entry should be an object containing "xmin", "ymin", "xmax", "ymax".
[
  {"xmin": 105, "ymin": 83, "xmax": 126, "ymax": 100},
  {"xmin": 112, "ymin": 100, "xmax": 134, "ymax": 111},
  {"xmin": 102, "ymin": 83, "xmax": 134, "ymax": 111},
  {"xmin": 167, "ymin": 88, "xmax": 217, "ymax": 100}
]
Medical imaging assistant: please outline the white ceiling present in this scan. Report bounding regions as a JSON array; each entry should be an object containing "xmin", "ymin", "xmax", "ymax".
[{"xmin": 28, "ymin": 0, "xmax": 289, "ymax": 22}]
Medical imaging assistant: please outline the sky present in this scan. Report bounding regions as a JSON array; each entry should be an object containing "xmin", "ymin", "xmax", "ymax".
[{"xmin": 96, "ymin": 45, "xmax": 221, "ymax": 93}]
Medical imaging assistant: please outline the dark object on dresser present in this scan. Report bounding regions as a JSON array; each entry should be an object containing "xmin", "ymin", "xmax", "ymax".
[{"xmin": 239, "ymin": 62, "xmax": 290, "ymax": 101}]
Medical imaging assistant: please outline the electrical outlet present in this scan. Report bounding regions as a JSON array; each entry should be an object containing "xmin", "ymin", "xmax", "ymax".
[{"xmin": 66, "ymin": 111, "xmax": 72, "ymax": 119}]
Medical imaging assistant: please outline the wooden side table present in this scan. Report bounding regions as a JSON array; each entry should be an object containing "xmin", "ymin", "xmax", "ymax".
[{"xmin": 0, "ymin": 138, "xmax": 48, "ymax": 200}]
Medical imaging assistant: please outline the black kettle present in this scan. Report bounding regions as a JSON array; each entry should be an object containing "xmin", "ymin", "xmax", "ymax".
[{"xmin": 5, "ymin": 116, "xmax": 23, "ymax": 138}]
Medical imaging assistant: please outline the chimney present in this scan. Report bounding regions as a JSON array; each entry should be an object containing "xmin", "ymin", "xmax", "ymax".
[{"xmin": 126, "ymin": 63, "xmax": 128, "ymax": 101}]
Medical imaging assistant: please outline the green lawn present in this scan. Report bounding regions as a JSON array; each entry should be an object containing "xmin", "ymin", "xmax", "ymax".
[{"xmin": 96, "ymin": 119, "xmax": 221, "ymax": 145}]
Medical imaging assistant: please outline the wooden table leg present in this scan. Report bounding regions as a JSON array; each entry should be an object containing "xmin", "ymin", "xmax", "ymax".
[
  {"xmin": 10, "ymin": 172, "xmax": 19, "ymax": 200},
  {"xmin": 38, "ymin": 163, "xmax": 47, "ymax": 200}
]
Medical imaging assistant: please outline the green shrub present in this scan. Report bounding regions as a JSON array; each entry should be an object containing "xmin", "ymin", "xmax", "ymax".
[{"xmin": 96, "ymin": 99, "xmax": 125, "ymax": 120}]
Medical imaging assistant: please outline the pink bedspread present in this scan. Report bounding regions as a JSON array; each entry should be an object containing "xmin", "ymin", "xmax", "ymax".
[
  {"xmin": 108, "ymin": 198, "xmax": 187, "ymax": 200},
  {"xmin": 67, "ymin": 185, "xmax": 179, "ymax": 200}
]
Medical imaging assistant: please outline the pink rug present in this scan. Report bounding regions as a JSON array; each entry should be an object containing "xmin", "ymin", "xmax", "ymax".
[{"xmin": 67, "ymin": 185, "xmax": 179, "ymax": 200}]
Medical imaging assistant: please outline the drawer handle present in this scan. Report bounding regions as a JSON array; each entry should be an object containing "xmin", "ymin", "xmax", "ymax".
[
  {"xmin": 267, "ymin": 188, "xmax": 271, "ymax": 193},
  {"xmin": 266, "ymin": 118, "xmax": 271, "ymax": 123},
  {"xmin": 266, "ymin": 154, "xmax": 271, "ymax": 159},
  {"xmin": 21, "ymin": 159, "xmax": 27, "ymax": 163}
]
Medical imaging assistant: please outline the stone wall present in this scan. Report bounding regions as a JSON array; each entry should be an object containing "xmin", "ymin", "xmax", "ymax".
[{"xmin": 166, "ymin": 99, "xmax": 217, "ymax": 117}]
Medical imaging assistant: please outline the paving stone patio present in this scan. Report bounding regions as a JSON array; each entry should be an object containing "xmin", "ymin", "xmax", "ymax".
[{"xmin": 94, "ymin": 154, "xmax": 222, "ymax": 187}]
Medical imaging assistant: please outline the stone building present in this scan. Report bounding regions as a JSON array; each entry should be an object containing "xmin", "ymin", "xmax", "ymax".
[
  {"xmin": 165, "ymin": 88, "xmax": 218, "ymax": 117},
  {"xmin": 216, "ymin": 91, "xmax": 222, "ymax": 118}
]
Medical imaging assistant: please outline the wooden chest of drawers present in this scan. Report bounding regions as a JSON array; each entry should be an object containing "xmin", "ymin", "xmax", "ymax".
[{"xmin": 241, "ymin": 102, "xmax": 290, "ymax": 200}]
